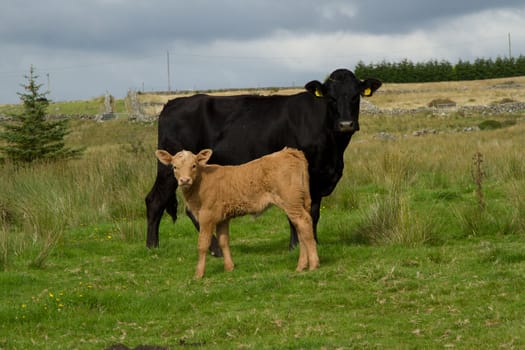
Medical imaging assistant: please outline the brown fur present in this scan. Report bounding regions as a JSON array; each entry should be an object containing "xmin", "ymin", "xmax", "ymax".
[{"xmin": 155, "ymin": 147, "xmax": 320, "ymax": 278}]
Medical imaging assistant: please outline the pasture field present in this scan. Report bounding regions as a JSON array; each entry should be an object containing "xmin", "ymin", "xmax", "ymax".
[
  {"xmin": 135, "ymin": 75, "xmax": 525, "ymax": 116},
  {"xmin": 1, "ymin": 78, "xmax": 525, "ymax": 349}
]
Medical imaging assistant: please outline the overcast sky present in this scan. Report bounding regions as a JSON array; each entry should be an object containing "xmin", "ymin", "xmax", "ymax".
[{"xmin": 1, "ymin": 0, "xmax": 524, "ymax": 104}]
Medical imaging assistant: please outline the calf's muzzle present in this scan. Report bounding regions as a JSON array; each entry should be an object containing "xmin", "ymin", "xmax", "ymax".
[{"xmin": 178, "ymin": 177, "xmax": 192, "ymax": 187}]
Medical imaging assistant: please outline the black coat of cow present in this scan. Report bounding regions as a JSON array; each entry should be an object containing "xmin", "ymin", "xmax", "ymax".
[{"xmin": 146, "ymin": 69, "xmax": 381, "ymax": 253}]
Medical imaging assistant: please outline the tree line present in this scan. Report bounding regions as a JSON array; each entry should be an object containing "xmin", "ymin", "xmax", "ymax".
[{"xmin": 355, "ymin": 56, "xmax": 525, "ymax": 83}]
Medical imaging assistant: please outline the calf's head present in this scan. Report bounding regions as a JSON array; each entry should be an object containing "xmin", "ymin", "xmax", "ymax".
[
  {"xmin": 155, "ymin": 149, "xmax": 213, "ymax": 188},
  {"xmin": 305, "ymin": 69, "xmax": 382, "ymax": 133}
]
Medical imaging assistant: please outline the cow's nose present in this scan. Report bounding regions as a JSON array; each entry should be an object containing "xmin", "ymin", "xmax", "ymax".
[{"xmin": 338, "ymin": 121, "xmax": 358, "ymax": 132}]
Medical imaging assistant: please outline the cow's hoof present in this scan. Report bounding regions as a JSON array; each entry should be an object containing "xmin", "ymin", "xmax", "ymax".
[{"xmin": 210, "ymin": 248, "xmax": 223, "ymax": 258}]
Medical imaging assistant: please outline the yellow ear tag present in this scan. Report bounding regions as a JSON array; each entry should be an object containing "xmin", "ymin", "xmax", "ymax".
[
  {"xmin": 364, "ymin": 88, "xmax": 372, "ymax": 96},
  {"xmin": 315, "ymin": 89, "xmax": 323, "ymax": 97}
]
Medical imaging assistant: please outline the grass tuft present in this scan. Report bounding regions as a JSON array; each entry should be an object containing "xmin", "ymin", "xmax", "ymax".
[
  {"xmin": 0, "ymin": 224, "xmax": 8, "ymax": 271},
  {"xmin": 355, "ymin": 188, "xmax": 434, "ymax": 246}
]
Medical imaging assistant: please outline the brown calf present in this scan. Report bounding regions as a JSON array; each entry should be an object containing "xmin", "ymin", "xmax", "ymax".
[{"xmin": 155, "ymin": 147, "xmax": 319, "ymax": 278}]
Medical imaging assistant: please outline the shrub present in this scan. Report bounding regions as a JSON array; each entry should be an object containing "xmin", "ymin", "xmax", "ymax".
[
  {"xmin": 490, "ymin": 97, "xmax": 517, "ymax": 105},
  {"xmin": 478, "ymin": 120, "xmax": 503, "ymax": 130},
  {"xmin": 427, "ymin": 98, "xmax": 456, "ymax": 108}
]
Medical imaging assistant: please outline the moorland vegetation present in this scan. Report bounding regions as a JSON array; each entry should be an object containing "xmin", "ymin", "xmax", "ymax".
[{"xmin": 0, "ymin": 76, "xmax": 524, "ymax": 349}]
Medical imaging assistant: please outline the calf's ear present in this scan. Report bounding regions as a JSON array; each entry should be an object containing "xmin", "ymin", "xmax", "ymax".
[
  {"xmin": 155, "ymin": 150, "xmax": 173, "ymax": 165},
  {"xmin": 305, "ymin": 80, "xmax": 326, "ymax": 97},
  {"xmin": 360, "ymin": 78, "xmax": 382, "ymax": 97},
  {"xmin": 197, "ymin": 149, "xmax": 213, "ymax": 165}
]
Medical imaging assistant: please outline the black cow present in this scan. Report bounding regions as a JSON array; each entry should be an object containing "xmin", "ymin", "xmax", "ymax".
[{"xmin": 146, "ymin": 68, "xmax": 381, "ymax": 254}]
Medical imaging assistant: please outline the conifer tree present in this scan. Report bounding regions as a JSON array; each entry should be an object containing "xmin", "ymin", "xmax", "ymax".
[{"xmin": 0, "ymin": 66, "xmax": 82, "ymax": 163}]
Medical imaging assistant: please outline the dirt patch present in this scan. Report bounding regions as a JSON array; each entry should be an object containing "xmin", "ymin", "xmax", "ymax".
[
  {"xmin": 106, "ymin": 345, "xmax": 168, "ymax": 350},
  {"xmin": 105, "ymin": 339, "xmax": 207, "ymax": 349}
]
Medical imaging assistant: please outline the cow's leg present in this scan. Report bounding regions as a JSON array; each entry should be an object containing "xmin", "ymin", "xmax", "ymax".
[
  {"xmin": 287, "ymin": 219, "xmax": 299, "ymax": 251},
  {"xmin": 145, "ymin": 167, "xmax": 177, "ymax": 248},
  {"xmin": 195, "ymin": 221, "xmax": 215, "ymax": 279},
  {"xmin": 185, "ymin": 208, "xmax": 223, "ymax": 257},
  {"xmin": 217, "ymin": 220, "xmax": 234, "ymax": 272},
  {"xmin": 310, "ymin": 196, "xmax": 322, "ymax": 243}
]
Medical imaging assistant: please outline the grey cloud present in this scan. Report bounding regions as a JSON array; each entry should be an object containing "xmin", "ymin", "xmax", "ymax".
[
  {"xmin": 0, "ymin": 0, "xmax": 524, "ymax": 103},
  {"xmin": 2, "ymin": 1, "xmax": 321, "ymax": 51},
  {"xmin": 2, "ymin": 0, "xmax": 523, "ymax": 51},
  {"xmin": 351, "ymin": 0, "xmax": 525, "ymax": 34}
]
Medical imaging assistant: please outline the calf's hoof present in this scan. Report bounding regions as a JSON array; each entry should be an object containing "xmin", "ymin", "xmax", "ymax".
[
  {"xmin": 295, "ymin": 265, "xmax": 307, "ymax": 272},
  {"xmin": 309, "ymin": 263, "xmax": 320, "ymax": 271}
]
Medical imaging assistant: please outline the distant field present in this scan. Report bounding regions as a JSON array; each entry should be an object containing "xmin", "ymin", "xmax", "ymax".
[
  {"xmin": 136, "ymin": 75, "xmax": 525, "ymax": 116},
  {"xmin": 1, "ymin": 75, "xmax": 524, "ymax": 118},
  {"xmin": 1, "ymin": 77, "xmax": 524, "ymax": 349},
  {"xmin": 373, "ymin": 75, "xmax": 525, "ymax": 109}
]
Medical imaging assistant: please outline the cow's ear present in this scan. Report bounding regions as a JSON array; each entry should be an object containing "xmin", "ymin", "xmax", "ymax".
[
  {"xmin": 305, "ymin": 80, "xmax": 326, "ymax": 98},
  {"xmin": 360, "ymin": 78, "xmax": 382, "ymax": 97},
  {"xmin": 197, "ymin": 149, "xmax": 213, "ymax": 165},
  {"xmin": 155, "ymin": 150, "xmax": 173, "ymax": 165}
]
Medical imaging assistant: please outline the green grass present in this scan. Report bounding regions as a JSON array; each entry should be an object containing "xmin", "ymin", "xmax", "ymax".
[
  {"xmin": 0, "ymin": 96, "xmax": 127, "ymax": 117},
  {"xmin": 1, "ymin": 96, "xmax": 525, "ymax": 348},
  {"xmin": 1, "ymin": 216, "xmax": 524, "ymax": 349}
]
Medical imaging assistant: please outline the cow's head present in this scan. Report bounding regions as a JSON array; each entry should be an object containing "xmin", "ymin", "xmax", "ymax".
[
  {"xmin": 305, "ymin": 69, "xmax": 382, "ymax": 133},
  {"xmin": 155, "ymin": 149, "xmax": 212, "ymax": 189}
]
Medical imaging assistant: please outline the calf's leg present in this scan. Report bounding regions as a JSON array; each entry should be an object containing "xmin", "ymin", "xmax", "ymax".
[
  {"xmin": 216, "ymin": 220, "xmax": 234, "ymax": 272},
  {"xmin": 296, "ymin": 234, "xmax": 309, "ymax": 272},
  {"xmin": 287, "ymin": 210, "xmax": 319, "ymax": 272},
  {"xmin": 186, "ymin": 208, "xmax": 223, "ymax": 257},
  {"xmin": 296, "ymin": 214, "xmax": 320, "ymax": 271},
  {"xmin": 288, "ymin": 196, "xmax": 322, "ymax": 250},
  {"xmin": 304, "ymin": 228, "xmax": 320, "ymax": 271},
  {"xmin": 195, "ymin": 221, "xmax": 215, "ymax": 279}
]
